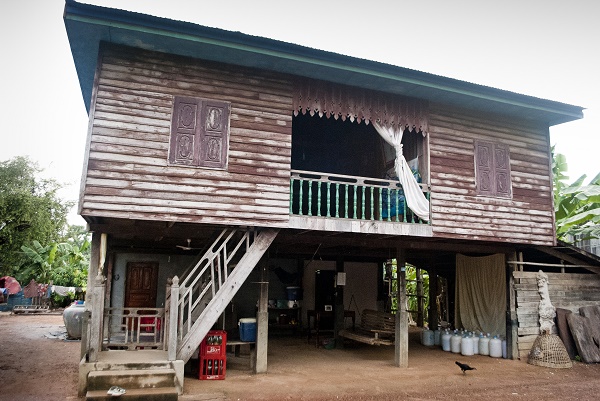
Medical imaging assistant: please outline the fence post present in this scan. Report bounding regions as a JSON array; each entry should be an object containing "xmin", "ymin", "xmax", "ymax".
[{"xmin": 168, "ymin": 276, "xmax": 180, "ymax": 361}]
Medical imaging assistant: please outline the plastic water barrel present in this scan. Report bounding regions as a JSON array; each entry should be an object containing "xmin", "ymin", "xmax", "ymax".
[
  {"xmin": 441, "ymin": 330, "xmax": 452, "ymax": 351},
  {"xmin": 490, "ymin": 335, "xmax": 502, "ymax": 358},
  {"xmin": 502, "ymin": 338, "xmax": 507, "ymax": 359},
  {"xmin": 479, "ymin": 334, "xmax": 490, "ymax": 356},
  {"xmin": 421, "ymin": 329, "xmax": 434, "ymax": 346},
  {"xmin": 451, "ymin": 331, "xmax": 462, "ymax": 353},
  {"xmin": 472, "ymin": 334, "xmax": 480, "ymax": 355},
  {"xmin": 434, "ymin": 329, "xmax": 442, "ymax": 346},
  {"xmin": 461, "ymin": 335, "xmax": 474, "ymax": 356}
]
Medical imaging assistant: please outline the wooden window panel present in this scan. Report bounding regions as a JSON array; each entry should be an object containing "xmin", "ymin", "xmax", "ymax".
[
  {"xmin": 475, "ymin": 141, "xmax": 512, "ymax": 198},
  {"xmin": 199, "ymin": 99, "xmax": 230, "ymax": 169},
  {"xmin": 169, "ymin": 96, "xmax": 230, "ymax": 170}
]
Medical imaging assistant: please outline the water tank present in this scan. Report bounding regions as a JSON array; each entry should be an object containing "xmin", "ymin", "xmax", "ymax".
[
  {"xmin": 63, "ymin": 301, "xmax": 86, "ymax": 339},
  {"xmin": 490, "ymin": 335, "xmax": 502, "ymax": 358},
  {"xmin": 472, "ymin": 333, "xmax": 480, "ymax": 354},
  {"xmin": 441, "ymin": 330, "xmax": 452, "ymax": 351},
  {"xmin": 434, "ymin": 329, "xmax": 442, "ymax": 346},
  {"xmin": 422, "ymin": 329, "xmax": 434, "ymax": 346},
  {"xmin": 461, "ymin": 335, "xmax": 474, "ymax": 356},
  {"xmin": 479, "ymin": 333, "xmax": 490, "ymax": 356},
  {"xmin": 451, "ymin": 331, "xmax": 462, "ymax": 353}
]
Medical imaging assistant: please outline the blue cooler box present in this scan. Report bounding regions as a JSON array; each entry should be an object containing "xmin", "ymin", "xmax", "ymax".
[{"xmin": 238, "ymin": 318, "xmax": 257, "ymax": 342}]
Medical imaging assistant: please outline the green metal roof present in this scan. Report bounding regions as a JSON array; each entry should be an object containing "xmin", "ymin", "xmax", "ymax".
[{"xmin": 64, "ymin": 0, "xmax": 583, "ymax": 125}]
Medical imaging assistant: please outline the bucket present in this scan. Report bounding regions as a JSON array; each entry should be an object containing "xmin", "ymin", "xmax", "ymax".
[
  {"xmin": 286, "ymin": 286, "xmax": 302, "ymax": 300},
  {"xmin": 238, "ymin": 318, "xmax": 257, "ymax": 342}
]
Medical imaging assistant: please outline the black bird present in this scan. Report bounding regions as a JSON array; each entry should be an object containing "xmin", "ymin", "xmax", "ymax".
[{"xmin": 455, "ymin": 361, "xmax": 476, "ymax": 374}]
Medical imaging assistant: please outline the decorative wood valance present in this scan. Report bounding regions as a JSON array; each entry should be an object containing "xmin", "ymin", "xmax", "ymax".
[{"xmin": 293, "ymin": 78, "xmax": 428, "ymax": 134}]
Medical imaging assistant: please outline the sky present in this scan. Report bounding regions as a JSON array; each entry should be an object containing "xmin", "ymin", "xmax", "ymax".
[{"xmin": 1, "ymin": 0, "xmax": 599, "ymax": 225}]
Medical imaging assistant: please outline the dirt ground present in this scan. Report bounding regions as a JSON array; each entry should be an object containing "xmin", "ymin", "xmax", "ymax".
[{"xmin": 1, "ymin": 312, "xmax": 600, "ymax": 401}]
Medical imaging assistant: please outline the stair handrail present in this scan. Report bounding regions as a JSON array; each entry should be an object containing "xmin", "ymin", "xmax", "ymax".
[{"xmin": 176, "ymin": 228, "xmax": 256, "ymax": 340}]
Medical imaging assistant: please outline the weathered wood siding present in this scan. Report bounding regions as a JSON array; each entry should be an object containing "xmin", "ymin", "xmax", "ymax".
[
  {"xmin": 513, "ymin": 270, "xmax": 600, "ymax": 359},
  {"xmin": 428, "ymin": 105, "xmax": 555, "ymax": 245},
  {"xmin": 80, "ymin": 46, "xmax": 292, "ymax": 227}
]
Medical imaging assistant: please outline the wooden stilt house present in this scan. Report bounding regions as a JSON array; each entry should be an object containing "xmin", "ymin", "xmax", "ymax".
[{"xmin": 63, "ymin": 0, "xmax": 595, "ymax": 397}]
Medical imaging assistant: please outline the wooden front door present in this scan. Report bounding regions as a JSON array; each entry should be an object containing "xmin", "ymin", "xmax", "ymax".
[{"xmin": 125, "ymin": 262, "xmax": 159, "ymax": 309}]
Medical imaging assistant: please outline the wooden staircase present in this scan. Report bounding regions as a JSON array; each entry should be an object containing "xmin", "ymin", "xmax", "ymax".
[{"xmin": 171, "ymin": 227, "xmax": 279, "ymax": 363}]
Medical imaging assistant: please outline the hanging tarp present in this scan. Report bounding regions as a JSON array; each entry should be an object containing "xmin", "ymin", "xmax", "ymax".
[
  {"xmin": 455, "ymin": 254, "xmax": 506, "ymax": 336},
  {"xmin": 0, "ymin": 276, "xmax": 22, "ymax": 295}
]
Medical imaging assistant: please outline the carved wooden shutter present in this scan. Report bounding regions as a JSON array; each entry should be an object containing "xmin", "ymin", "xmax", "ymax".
[
  {"xmin": 169, "ymin": 96, "xmax": 202, "ymax": 166},
  {"xmin": 169, "ymin": 96, "xmax": 230, "ymax": 169},
  {"xmin": 199, "ymin": 99, "xmax": 230, "ymax": 169},
  {"xmin": 494, "ymin": 143, "xmax": 511, "ymax": 197},
  {"xmin": 475, "ymin": 141, "xmax": 494, "ymax": 196},
  {"xmin": 475, "ymin": 141, "xmax": 512, "ymax": 198}
]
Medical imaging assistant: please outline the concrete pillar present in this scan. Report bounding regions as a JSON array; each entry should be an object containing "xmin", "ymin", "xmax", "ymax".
[
  {"xmin": 395, "ymin": 247, "xmax": 408, "ymax": 368},
  {"xmin": 255, "ymin": 260, "xmax": 269, "ymax": 373},
  {"xmin": 168, "ymin": 276, "xmax": 179, "ymax": 361}
]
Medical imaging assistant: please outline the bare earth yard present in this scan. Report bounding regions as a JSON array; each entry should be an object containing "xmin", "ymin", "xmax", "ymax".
[{"xmin": 1, "ymin": 312, "xmax": 599, "ymax": 401}]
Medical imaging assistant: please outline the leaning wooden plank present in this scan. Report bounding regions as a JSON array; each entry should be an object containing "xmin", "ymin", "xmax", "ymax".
[
  {"xmin": 556, "ymin": 308, "xmax": 577, "ymax": 360},
  {"xmin": 566, "ymin": 313, "xmax": 600, "ymax": 363}
]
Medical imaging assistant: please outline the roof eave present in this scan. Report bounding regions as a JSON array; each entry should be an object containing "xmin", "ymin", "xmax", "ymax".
[{"xmin": 63, "ymin": 0, "xmax": 584, "ymax": 125}]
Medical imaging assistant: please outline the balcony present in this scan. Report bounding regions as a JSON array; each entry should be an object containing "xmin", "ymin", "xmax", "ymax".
[{"xmin": 289, "ymin": 170, "xmax": 432, "ymax": 236}]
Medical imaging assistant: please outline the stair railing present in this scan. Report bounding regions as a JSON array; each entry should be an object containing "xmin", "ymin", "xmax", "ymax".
[{"xmin": 174, "ymin": 228, "xmax": 256, "ymax": 342}]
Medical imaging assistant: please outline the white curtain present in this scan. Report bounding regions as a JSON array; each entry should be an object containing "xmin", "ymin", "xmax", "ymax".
[{"xmin": 373, "ymin": 122, "xmax": 430, "ymax": 221}]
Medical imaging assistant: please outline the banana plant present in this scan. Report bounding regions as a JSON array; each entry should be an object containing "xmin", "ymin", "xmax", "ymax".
[{"xmin": 552, "ymin": 146, "xmax": 600, "ymax": 242}]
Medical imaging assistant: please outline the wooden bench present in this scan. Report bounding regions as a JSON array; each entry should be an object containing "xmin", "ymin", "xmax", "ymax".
[{"xmin": 338, "ymin": 309, "xmax": 395, "ymax": 346}]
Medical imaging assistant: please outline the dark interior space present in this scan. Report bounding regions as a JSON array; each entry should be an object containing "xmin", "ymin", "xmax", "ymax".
[
  {"xmin": 291, "ymin": 112, "xmax": 425, "ymax": 181},
  {"xmin": 291, "ymin": 113, "xmax": 383, "ymax": 178}
]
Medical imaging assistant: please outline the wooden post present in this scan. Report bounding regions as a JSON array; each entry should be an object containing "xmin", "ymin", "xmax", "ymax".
[
  {"xmin": 395, "ymin": 247, "xmax": 408, "ymax": 367},
  {"xmin": 416, "ymin": 266, "xmax": 424, "ymax": 327},
  {"xmin": 334, "ymin": 258, "xmax": 344, "ymax": 348},
  {"xmin": 88, "ymin": 272, "xmax": 106, "ymax": 362},
  {"xmin": 255, "ymin": 260, "xmax": 269, "ymax": 373},
  {"xmin": 428, "ymin": 267, "xmax": 439, "ymax": 330},
  {"xmin": 168, "ymin": 276, "xmax": 179, "ymax": 361},
  {"xmin": 506, "ymin": 252, "xmax": 518, "ymax": 360},
  {"xmin": 82, "ymin": 232, "xmax": 100, "ymax": 361}
]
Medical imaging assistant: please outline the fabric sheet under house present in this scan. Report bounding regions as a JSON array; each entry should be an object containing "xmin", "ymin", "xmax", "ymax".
[{"xmin": 455, "ymin": 254, "xmax": 506, "ymax": 336}]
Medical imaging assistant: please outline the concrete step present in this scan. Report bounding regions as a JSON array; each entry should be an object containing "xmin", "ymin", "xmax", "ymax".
[
  {"xmin": 87, "ymin": 368, "xmax": 176, "ymax": 390},
  {"xmin": 86, "ymin": 386, "xmax": 178, "ymax": 401}
]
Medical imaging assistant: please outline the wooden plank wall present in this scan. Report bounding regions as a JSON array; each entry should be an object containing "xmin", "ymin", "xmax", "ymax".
[
  {"xmin": 428, "ymin": 105, "xmax": 555, "ymax": 245},
  {"xmin": 81, "ymin": 45, "xmax": 293, "ymax": 227},
  {"xmin": 513, "ymin": 270, "xmax": 600, "ymax": 359}
]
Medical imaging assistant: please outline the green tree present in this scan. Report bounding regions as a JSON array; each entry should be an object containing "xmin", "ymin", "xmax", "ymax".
[
  {"xmin": 552, "ymin": 147, "xmax": 600, "ymax": 242},
  {"xmin": 0, "ymin": 156, "xmax": 73, "ymax": 277}
]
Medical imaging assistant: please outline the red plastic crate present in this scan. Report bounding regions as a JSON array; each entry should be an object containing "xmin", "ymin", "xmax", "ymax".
[
  {"xmin": 199, "ymin": 356, "xmax": 226, "ymax": 380},
  {"xmin": 199, "ymin": 330, "xmax": 227, "ymax": 380}
]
